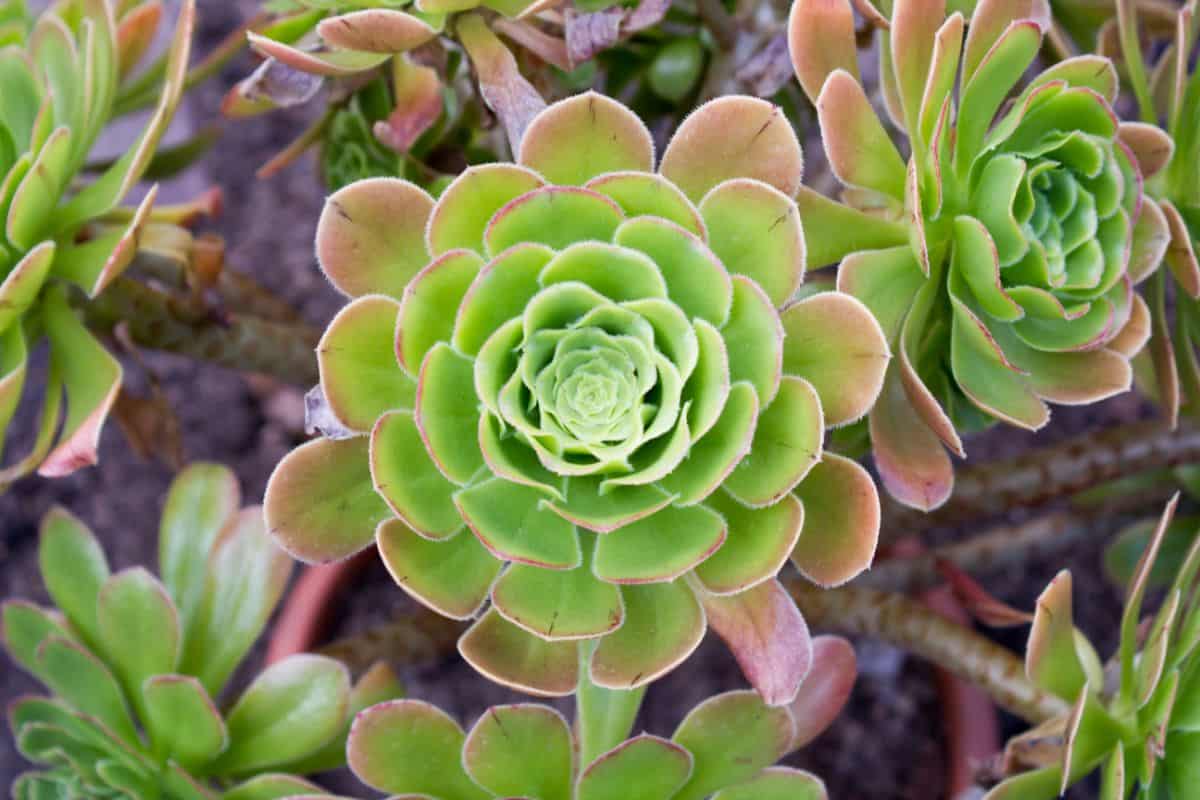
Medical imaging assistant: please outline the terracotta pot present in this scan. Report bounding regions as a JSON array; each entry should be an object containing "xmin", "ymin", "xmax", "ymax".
[{"xmin": 265, "ymin": 550, "xmax": 373, "ymax": 664}]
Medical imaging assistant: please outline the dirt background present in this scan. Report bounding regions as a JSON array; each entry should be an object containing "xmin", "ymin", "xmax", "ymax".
[{"xmin": 0, "ymin": 3, "xmax": 1136, "ymax": 797}]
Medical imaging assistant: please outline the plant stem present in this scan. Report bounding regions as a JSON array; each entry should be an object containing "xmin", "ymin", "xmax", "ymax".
[
  {"xmin": 864, "ymin": 485, "xmax": 1177, "ymax": 594},
  {"xmin": 83, "ymin": 278, "xmax": 320, "ymax": 386},
  {"xmin": 785, "ymin": 579, "xmax": 1071, "ymax": 724},
  {"xmin": 576, "ymin": 640, "xmax": 647, "ymax": 767},
  {"xmin": 881, "ymin": 420, "xmax": 1200, "ymax": 540}
]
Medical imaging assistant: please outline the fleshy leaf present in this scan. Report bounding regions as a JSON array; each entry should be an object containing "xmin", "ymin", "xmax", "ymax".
[
  {"xmin": 787, "ymin": 0, "xmax": 860, "ymax": 102},
  {"xmin": 723, "ymin": 376, "xmax": 822, "ymax": 507},
  {"xmin": 455, "ymin": 477, "xmax": 581, "ymax": 568},
  {"xmin": 371, "ymin": 410, "xmax": 464, "ymax": 540},
  {"xmin": 38, "ymin": 507, "xmax": 109, "ymax": 648},
  {"xmin": 347, "ymin": 700, "xmax": 488, "ymax": 799},
  {"xmin": 316, "ymin": 178, "xmax": 435, "ymax": 298},
  {"xmin": 576, "ymin": 735, "xmax": 693, "ymax": 800},
  {"xmin": 700, "ymin": 178, "xmax": 804, "ymax": 306},
  {"xmin": 142, "ymin": 675, "xmax": 227, "ymax": 770},
  {"xmin": 459, "ymin": 610, "xmax": 581, "ymax": 696},
  {"xmin": 695, "ymin": 491, "xmax": 803, "ymax": 596},
  {"xmin": 319, "ymin": 295, "xmax": 416, "ymax": 432},
  {"xmin": 590, "ymin": 579, "xmax": 705, "ymax": 689},
  {"xmin": 711, "ymin": 768, "xmax": 827, "ymax": 800},
  {"xmin": 492, "ymin": 546, "xmax": 623, "ymax": 639},
  {"xmin": 698, "ymin": 579, "xmax": 812, "ymax": 706},
  {"xmin": 463, "ymin": 705, "xmax": 573, "ymax": 800},
  {"xmin": 781, "ymin": 292, "xmax": 890, "ymax": 426},
  {"xmin": 671, "ymin": 691, "xmax": 796, "ymax": 800},
  {"xmin": 377, "ymin": 519, "xmax": 501, "ymax": 620},
  {"xmin": 660, "ymin": 96, "xmax": 803, "ymax": 202},
  {"xmin": 316, "ymin": 9, "xmax": 438, "ymax": 53},
  {"xmin": 179, "ymin": 507, "xmax": 293, "ymax": 697},
  {"xmin": 1026, "ymin": 571, "xmax": 1089, "ymax": 700},
  {"xmin": 790, "ymin": 453, "xmax": 881, "ymax": 588},
  {"xmin": 211, "ymin": 654, "xmax": 350, "ymax": 775},
  {"xmin": 159, "ymin": 463, "xmax": 240, "ymax": 640},
  {"xmin": 593, "ymin": 503, "xmax": 725, "ymax": 583},
  {"xmin": 265, "ymin": 436, "xmax": 392, "ymax": 562},
  {"xmin": 97, "ymin": 568, "xmax": 180, "ymax": 699},
  {"xmin": 519, "ymin": 91, "xmax": 654, "ymax": 185},
  {"xmin": 428, "ymin": 164, "xmax": 545, "ymax": 256},
  {"xmin": 787, "ymin": 635, "xmax": 858, "ymax": 750},
  {"xmin": 397, "ymin": 252, "xmax": 483, "ymax": 377},
  {"xmin": 613, "ymin": 216, "xmax": 730, "ymax": 326},
  {"xmin": 817, "ymin": 70, "xmax": 906, "ymax": 199}
]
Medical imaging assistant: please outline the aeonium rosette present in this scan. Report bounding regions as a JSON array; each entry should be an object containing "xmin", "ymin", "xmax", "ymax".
[
  {"xmin": 265, "ymin": 91, "xmax": 891, "ymax": 703},
  {"xmin": 789, "ymin": 0, "xmax": 1165, "ymax": 511}
]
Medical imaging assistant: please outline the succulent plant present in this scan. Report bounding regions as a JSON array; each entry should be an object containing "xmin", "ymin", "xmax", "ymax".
[
  {"xmin": 328, "ymin": 636, "xmax": 855, "ymax": 800},
  {"xmin": 264, "ymin": 90, "xmax": 890, "ymax": 703},
  {"xmin": 0, "ymin": 0, "xmax": 195, "ymax": 486},
  {"xmin": 987, "ymin": 496, "xmax": 1200, "ymax": 798},
  {"xmin": 788, "ymin": 0, "xmax": 1160, "ymax": 510},
  {"xmin": 2, "ymin": 463, "xmax": 399, "ymax": 799}
]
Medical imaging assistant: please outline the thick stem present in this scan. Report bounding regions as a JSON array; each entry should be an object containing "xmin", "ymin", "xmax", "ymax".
[
  {"xmin": 882, "ymin": 420, "xmax": 1200, "ymax": 539},
  {"xmin": 863, "ymin": 484, "xmax": 1176, "ymax": 594},
  {"xmin": 785, "ymin": 580, "xmax": 1070, "ymax": 724},
  {"xmin": 83, "ymin": 278, "xmax": 320, "ymax": 386},
  {"xmin": 576, "ymin": 641, "xmax": 647, "ymax": 767}
]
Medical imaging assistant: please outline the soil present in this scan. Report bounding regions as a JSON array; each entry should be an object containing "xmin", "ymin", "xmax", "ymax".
[{"xmin": 0, "ymin": 4, "xmax": 1142, "ymax": 798}]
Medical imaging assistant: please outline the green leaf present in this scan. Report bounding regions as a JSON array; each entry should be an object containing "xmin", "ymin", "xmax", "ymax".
[
  {"xmin": 711, "ymin": 768, "xmax": 827, "ymax": 800},
  {"xmin": 795, "ymin": 187, "xmax": 908, "ymax": 270},
  {"xmin": 211, "ymin": 654, "xmax": 350, "ymax": 776},
  {"xmin": 790, "ymin": 453, "xmax": 881, "ymax": 588},
  {"xmin": 97, "ymin": 568, "xmax": 180, "ymax": 701},
  {"xmin": 38, "ymin": 507, "xmax": 109, "ymax": 649},
  {"xmin": 593, "ymin": 503, "xmax": 725, "ymax": 584},
  {"xmin": 159, "ymin": 463, "xmax": 240, "ymax": 640},
  {"xmin": 265, "ymin": 435, "xmax": 392, "ymax": 562},
  {"xmin": 347, "ymin": 700, "xmax": 489, "ymax": 800},
  {"xmin": 38, "ymin": 288, "xmax": 122, "ymax": 478},
  {"xmin": 701, "ymin": 179, "xmax": 804, "ymax": 307},
  {"xmin": 720, "ymin": 276, "xmax": 783, "ymax": 406},
  {"xmin": 459, "ymin": 610, "xmax": 581, "ymax": 696},
  {"xmin": 588, "ymin": 173, "xmax": 705, "ymax": 237},
  {"xmin": 452, "ymin": 243, "xmax": 553, "ymax": 356},
  {"xmin": 427, "ymin": 163, "xmax": 544, "ymax": 256},
  {"xmin": 455, "ymin": 477, "xmax": 581, "ymax": 568},
  {"xmin": 316, "ymin": 178, "xmax": 435, "ymax": 298},
  {"xmin": 396, "ymin": 250, "xmax": 483, "ymax": 375},
  {"xmin": 815, "ymin": 70, "xmax": 906, "ymax": 199},
  {"xmin": 492, "ymin": 541, "xmax": 623, "ymax": 639},
  {"xmin": 371, "ymin": 411, "xmax": 464, "ymax": 540},
  {"xmin": 179, "ymin": 508, "xmax": 293, "ymax": 697},
  {"xmin": 660, "ymin": 96, "xmax": 803, "ymax": 202},
  {"xmin": 7, "ymin": 126, "xmax": 71, "ymax": 248},
  {"xmin": 780, "ymin": 292, "xmax": 891, "ymax": 426},
  {"xmin": 519, "ymin": 91, "xmax": 653, "ymax": 185},
  {"xmin": 589, "ymin": 579, "xmax": 705, "ymax": 689},
  {"xmin": 484, "ymin": 186, "xmax": 624, "ymax": 255},
  {"xmin": 1, "ymin": 601, "xmax": 75, "ymax": 676},
  {"xmin": 695, "ymin": 491, "xmax": 803, "ymax": 595},
  {"xmin": 221, "ymin": 774, "xmax": 324, "ymax": 800},
  {"xmin": 576, "ymin": 663, "xmax": 645, "ymax": 767},
  {"xmin": 376, "ymin": 519, "xmax": 501, "ymax": 620},
  {"xmin": 34, "ymin": 636, "xmax": 137, "ymax": 744},
  {"xmin": 723, "ymin": 376, "xmax": 822, "ymax": 507},
  {"xmin": 463, "ymin": 704, "xmax": 573, "ymax": 800},
  {"xmin": 142, "ymin": 674, "xmax": 227, "ymax": 769},
  {"xmin": 1025, "ymin": 571, "xmax": 1090, "ymax": 700},
  {"xmin": 414, "ymin": 343, "xmax": 484, "ymax": 485},
  {"xmin": 577, "ymin": 735, "xmax": 693, "ymax": 800},
  {"xmin": 540, "ymin": 241, "xmax": 668, "ymax": 302},
  {"xmin": 0, "ymin": 241, "xmax": 55, "ymax": 332},
  {"xmin": 318, "ymin": 295, "xmax": 416, "ymax": 432},
  {"xmin": 613, "ymin": 216, "xmax": 730, "ymax": 327},
  {"xmin": 671, "ymin": 691, "xmax": 795, "ymax": 800}
]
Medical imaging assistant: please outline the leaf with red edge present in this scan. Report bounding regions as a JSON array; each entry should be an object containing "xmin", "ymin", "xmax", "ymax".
[
  {"xmin": 786, "ymin": 636, "xmax": 856, "ymax": 751},
  {"xmin": 660, "ymin": 96, "xmax": 803, "ymax": 202},
  {"xmin": 787, "ymin": 0, "xmax": 859, "ymax": 103},
  {"xmin": 791, "ymin": 453, "xmax": 880, "ymax": 588},
  {"xmin": 519, "ymin": 91, "xmax": 654, "ymax": 185},
  {"xmin": 869, "ymin": 366, "xmax": 954, "ymax": 511},
  {"xmin": 317, "ymin": 9, "xmax": 438, "ymax": 53},
  {"xmin": 459, "ymin": 610, "xmax": 581, "ymax": 696},
  {"xmin": 697, "ymin": 578, "xmax": 811, "ymax": 706},
  {"xmin": 38, "ymin": 289, "xmax": 122, "ymax": 479}
]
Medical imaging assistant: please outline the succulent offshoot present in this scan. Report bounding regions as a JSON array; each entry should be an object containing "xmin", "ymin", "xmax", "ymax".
[{"xmin": 2, "ymin": 464, "xmax": 397, "ymax": 799}]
